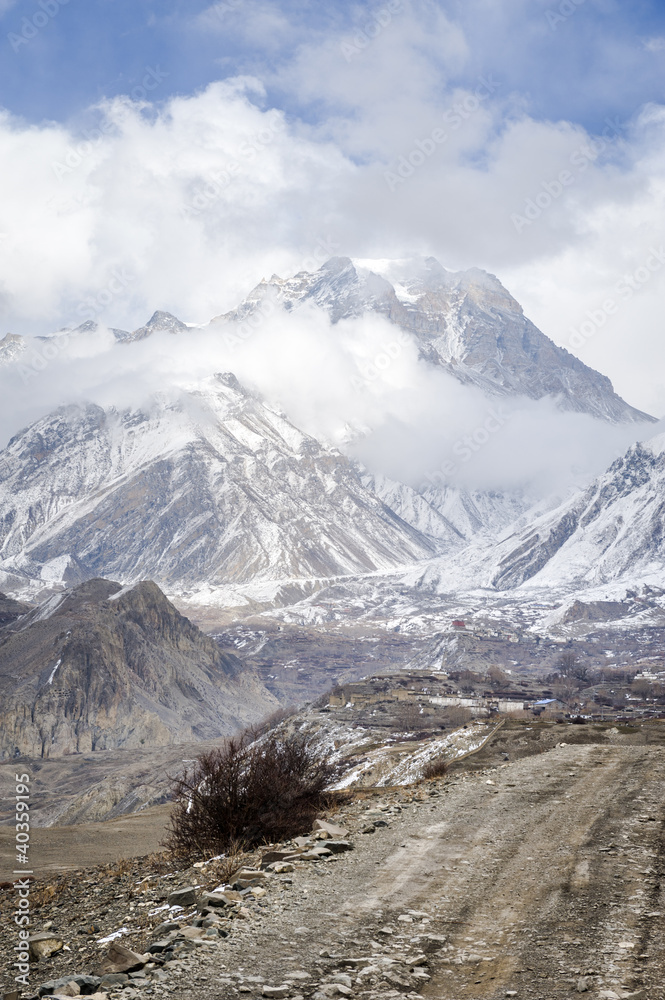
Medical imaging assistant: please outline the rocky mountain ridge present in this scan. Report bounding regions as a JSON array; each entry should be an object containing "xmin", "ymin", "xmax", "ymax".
[
  {"xmin": 488, "ymin": 431, "xmax": 665, "ymax": 591},
  {"xmin": 0, "ymin": 577, "xmax": 276, "ymax": 758},
  {"xmin": 218, "ymin": 256, "xmax": 654, "ymax": 424}
]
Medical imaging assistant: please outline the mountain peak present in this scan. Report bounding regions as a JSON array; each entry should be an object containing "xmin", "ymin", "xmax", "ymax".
[{"xmin": 222, "ymin": 256, "xmax": 653, "ymax": 425}]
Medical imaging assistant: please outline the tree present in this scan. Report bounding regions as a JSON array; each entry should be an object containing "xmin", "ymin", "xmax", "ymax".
[
  {"xmin": 165, "ymin": 729, "xmax": 337, "ymax": 859},
  {"xmin": 488, "ymin": 666, "xmax": 510, "ymax": 690}
]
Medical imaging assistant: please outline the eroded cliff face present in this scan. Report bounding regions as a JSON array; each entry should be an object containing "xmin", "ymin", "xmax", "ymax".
[{"xmin": 0, "ymin": 578, "xmax": 277, "ymax": 758}]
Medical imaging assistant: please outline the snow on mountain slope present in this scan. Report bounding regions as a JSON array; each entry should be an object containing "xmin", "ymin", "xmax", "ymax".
[
  {"xmin": 219, "ymin": 256, "xmax": 653, "ymax": 424},
  {"xmin": 0, "ymin": 373, "xmax": 438, "ymax": 593},
  {"xmin": 472, "ymin": 432, "xmax": 665, "ymax": 592},
  {"xmin": 362, "ymin": 472, "xmax": 531, "ymax": 547},
  {"xmin": 0, "ymin": 333, "xmax": 26, "ymax": 365}
]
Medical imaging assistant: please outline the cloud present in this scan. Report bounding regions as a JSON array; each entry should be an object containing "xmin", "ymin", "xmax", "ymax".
[
  {"xmin": 0, "ymin": 3, "xmax": 665, "ymax": 437},
  {"xmin": 0, "ymin": 299, "xmax": 652, "ymax": 503}
]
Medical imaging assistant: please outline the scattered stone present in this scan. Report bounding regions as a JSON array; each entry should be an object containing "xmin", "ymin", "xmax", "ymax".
[
  {"xmin": 267, "ymin": 862, "xmax": 295, "ymax": 873},
  {"xmin": 167, "ymin": 886, "xmax": 197, "ymax": 907},
  {"xmin": 29, "ymin": 932, "xmax": 65, "ymax": 961},
  {"xmin": 262, "ymin": 987, "xmax": 291, "ymax": 998},
  {"xmin": 361, "ymin": 825, "xmax": 376, "ymax": 834},
  {"xmin": 576, "ymin": 977, "xmax": 590, "ymax": 992}
]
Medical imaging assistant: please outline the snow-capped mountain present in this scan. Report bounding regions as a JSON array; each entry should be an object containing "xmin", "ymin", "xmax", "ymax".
[
  {"xmin": 487, "ymin": 432, "xmax": 665, "ymax": 592},
  {"xmin": 0, "ymin": 372, "xmax": 438, "ymax": 594},
  {"xmin": 219, "ymin": 256, "xmax": 653, "ymax": 424}
]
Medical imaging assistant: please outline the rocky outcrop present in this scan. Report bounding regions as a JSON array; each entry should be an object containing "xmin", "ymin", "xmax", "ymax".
[{"xmin": 0, "ymin": 578, "xmax": 277, "ymax": 758}]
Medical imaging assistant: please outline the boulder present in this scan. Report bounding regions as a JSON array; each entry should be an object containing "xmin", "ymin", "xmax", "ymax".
[
  {"xmin": 267, "ymin": 862, "xmax": 295, "ymax": 874},
  {"xmin": 313, "ymin": 819, "xmax": 349, "ymax": 838},
  {"xmin": 235, "ymin": 868, "xmax": 267, "ymax": 881},
  {"xmin": 98, "ymin": 942, "xmax": 147, "ymax": 974},
  {"xmin": 326, "ymin": 840, "xmax": 353, "ymax": 854},
  {"xmin": 147, "ymin": 939, "xmax": 176, "ymax": 954},
  {"xmin": 199, "ymin": 892, "xmax": 233, "ymax": 908},
  {"xmin": 167, "ymin": 886, "xmax": 197, "ymax": 907},
  {"xmin": 260, "ymin": 850, "xmax": 298, "ymax": 867},
  {"xmin": 420, "ymin": 933, "xmax": 447, "ymax": 952},
  {"xmin": 99, "ymin": 975, "xmax": 129, "ymax": 987},
  {"xmin": 262, "ymin": 987, "xmax": 291, "ymax": 998},
  {"xmin": 38, "ymin": 977, "xmax": 101, "ymax": 997},
  {"xmin": 29, "ymin": 933, "xmax": 64, "ymax": 961}
]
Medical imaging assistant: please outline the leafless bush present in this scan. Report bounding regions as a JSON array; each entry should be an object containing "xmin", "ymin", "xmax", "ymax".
[
  {"xmin": 164, "ymin": 729, "xmax": 337, "ymax": 859},
  {"xmin": 421, "ymin": 756, "xmax": 449, "ymax": 780}
]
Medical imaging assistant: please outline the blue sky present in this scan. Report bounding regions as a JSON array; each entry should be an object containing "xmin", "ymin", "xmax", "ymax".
[{"xmin": 1, "ymin": 0, "xmax": 664, "ymax": 133}]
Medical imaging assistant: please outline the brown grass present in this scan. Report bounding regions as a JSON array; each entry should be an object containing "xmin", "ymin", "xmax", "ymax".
[{"xmin": 421, "ymin": 756, "xmax": 449, "ymax": 780}]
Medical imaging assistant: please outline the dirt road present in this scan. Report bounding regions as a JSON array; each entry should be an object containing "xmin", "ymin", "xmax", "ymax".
[
  {"xmin": 3, "ymin": 723, "xmax": 663, "ymax": 1000},
  {"xmin": 176, "ymin": 736, "xmax": 665, "ymax": 999}
]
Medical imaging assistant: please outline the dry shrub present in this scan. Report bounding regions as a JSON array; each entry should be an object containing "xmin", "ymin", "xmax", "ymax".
[
  {"xmin": 164, "ymin": 730, "xmax": 337, "ymax": 859},
  {"xmin": 421, "ymin": 756, "xmax": 449, "ymax": 780}
]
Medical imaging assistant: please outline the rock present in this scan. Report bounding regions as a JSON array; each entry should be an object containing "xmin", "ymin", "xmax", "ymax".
[
  {"xmin": 98, "ymin": 942, "xmax": 147, "ymax": 974},
  {"xmin": 167, "ymin": 887, "xmax": 197, "ymax": 907},
  {"xmin": 267, "ymin": 862, "xmax": 295, "ymax": 873},
  {"xmin": 199, "ymin": 892, "xmax": 232, "ymax": 908},
  {"xmin": 329, "ymin": 974, "xmax": 353, "ymax": 988},
  {"xmin": 261, "ymin": 850, "xmax": 300, "ymax": 867},
  {"xmin": 361, "ymin": 825, "xmax": 376, "ymax": 834},
  {"xmin": 148, "ymin": 939, "xmax": 176, "ymax": 954},
  {"xmin": 324, "ymin": 841, "xmax": 353, "ymax": 854},
  {"xmin": 99, "ymin": 975, "xmax": 129, "ymax": 987},
  {"xmin": 313, "ymin": 819, "xmax": 349, "ymax": 838},
  {"xmin": 153, "ymin": 920, "xmax": 181, "ymax": 934},
  {"xmin": 29, "ymin": 933, "xmax": 65, "ymax": 961},
  {"xmin": 262, "ymin": 987, "xmax": 291, "ymax": 998},
  {"xmin": 576, "ymin": 977, "xmax": 590, "ymax": 993},
  {"xmin": 235, "ymin": 868, "xmax": 268, "ymax": 881},
  {"xmin": 38, "ymin": 978, "xmax": 101, "ymax": 997},
  {"xmin": 58, "ymin": 985, "xmax": 80, "ymax": 997},
  {"xmin": 420, "ymin": 934, "xmax": 447, "ymax": 952}
]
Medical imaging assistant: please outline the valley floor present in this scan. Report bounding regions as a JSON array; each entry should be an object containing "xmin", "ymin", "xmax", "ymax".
[{"xmin": 2, "ymin": 722, "xmax": 664, "ymax": 999}]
